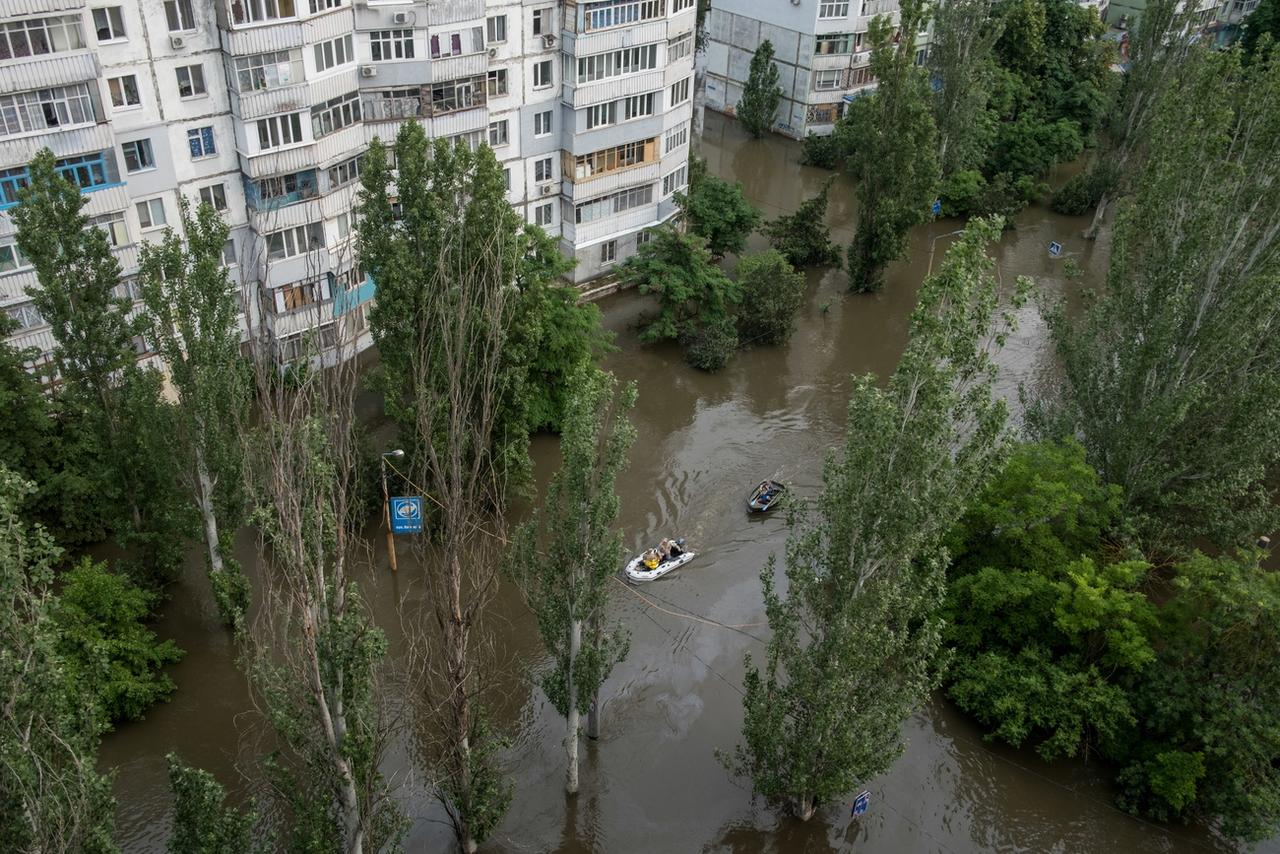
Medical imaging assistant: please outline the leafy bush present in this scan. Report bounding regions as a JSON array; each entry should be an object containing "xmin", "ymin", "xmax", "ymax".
[
  {"xmin": 1050, "ymin": 164, "xmax": 1116, "ymax": 215},
  {"xmin": 53, "ymin": 558, "xmax": 184, "ymax": 724},
  {"xmin": 679, "ymin": 316, "xmax": 739, "ymax": 371},
  {"xmin": 761, "ymin": 180, "xmax": 841, "ymax": 268},
  {"xmin": 735, "ymin": 250, "xmax": 806, "ymax": 346},
  {"xmin": 801, "ymin": 132, "xmax": 843, "ymax": 169},
  {"xmin": 678, "ymin": 159, "xmax": 761, "ymax": 258}
]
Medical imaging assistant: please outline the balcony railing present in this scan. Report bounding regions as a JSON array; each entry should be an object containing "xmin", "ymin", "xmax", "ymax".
[
  {"xmin": 0, "ymin": 151, "xmax": 120, "ymax": 210},
  {"xmin": 244, "ymin": 169, "xmax": 319, "ymax": 212}
]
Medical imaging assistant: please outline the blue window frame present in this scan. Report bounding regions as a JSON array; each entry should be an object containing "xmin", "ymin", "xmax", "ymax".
[
  {"xmin": 0, "ymin": 152, "xmax": 117, "ymax": 209},
  {"xmin": 187, "ymin": 126, "xmax": 215, "ymax": 158}
]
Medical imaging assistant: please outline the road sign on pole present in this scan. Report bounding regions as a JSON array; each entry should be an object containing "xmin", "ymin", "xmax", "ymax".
[
  {"xmin": 1048, "ymin": 241, "xmax": 1063, "ymax": 258},
  {"xmin": 390, "ymin": 496, "xmax": 423, "ymax": 534},
  {"xmin": 931, "ymin": 198, "xmax": 942, "ymax": 216},
  {"xmin": 852, "ymin": 790, "xmax": 871, "ymax": 817}
]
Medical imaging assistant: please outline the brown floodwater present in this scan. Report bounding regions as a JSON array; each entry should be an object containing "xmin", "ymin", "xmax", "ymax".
[{"xmin": 99, "ymin": 110, "xmax": 1275, "ymax": 853}]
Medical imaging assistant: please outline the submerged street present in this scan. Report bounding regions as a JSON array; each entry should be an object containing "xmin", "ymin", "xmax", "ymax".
[{"xmin": 99, "ymin": 111, "xmax": 1267, "ymax": 853}]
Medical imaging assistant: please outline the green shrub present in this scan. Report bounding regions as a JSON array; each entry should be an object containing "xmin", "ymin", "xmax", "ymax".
[
  {"xmin": 735, "ymin": 250, "xmax": 807, "ymax": 346},
  {"xmin": 679, "ymin": 317, "xmax": 739, "ymax": 371}
]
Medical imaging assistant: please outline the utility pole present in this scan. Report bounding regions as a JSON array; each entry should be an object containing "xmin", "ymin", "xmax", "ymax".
[{"xmin": 381, "ymin": 448, "xmax": 405, "ymax": 572}]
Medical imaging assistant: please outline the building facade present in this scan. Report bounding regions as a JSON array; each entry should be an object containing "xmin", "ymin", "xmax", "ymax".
[
  {"xmin": 703, "ymin": 0, "xmax": 903, "ymax": 140},
  {"xmin": 0, "ymin": 0, "xmax": 695, "ymax": 368}
]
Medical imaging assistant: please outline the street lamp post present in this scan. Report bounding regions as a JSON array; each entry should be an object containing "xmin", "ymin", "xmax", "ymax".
[
  {"xmin": 926, "ymin": 228, "xmax": 967, "ymax": 276},
  {"xmin": 381, "ymin": 449, "xmax": 405, "ymax": 572}
]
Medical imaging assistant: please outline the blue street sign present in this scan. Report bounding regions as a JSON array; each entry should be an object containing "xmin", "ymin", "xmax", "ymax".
[
  {"xmin": 931, "ymin": 199, "xmax": 942, "ymax": 216},
  {"xmin": 390, "ymin": 496, "xmax": 423, "ymax": 534},
  {"xmin": 1048, "ymin": 241, "xmax": 1063, "ymax": 258},
  {"xmin": 852, "ymin": 790, "xmax": 871, "ymax": 817}
]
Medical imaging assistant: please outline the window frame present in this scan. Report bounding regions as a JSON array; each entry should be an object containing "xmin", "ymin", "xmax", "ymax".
[
  {"xmin": 164, "ymin": 0, "xmax": 196, "ymax": 32},
  {"xmin": 175, "ymin": 63, "xmax": 206, "ymax": 98},
  {"xmin": 107, "ymin": 74, "xmax": 141, "ymax": 109},
  {"xmin": 136, "ymin": 197, "xmax": 167, "ymax": 230},
  {"xmin": 92, "ymin": 7, "xmax": 127, "ymax": 42},
  {"xmin": 121, "ymin": 138, "xmax": 155, "ymax": 173}
]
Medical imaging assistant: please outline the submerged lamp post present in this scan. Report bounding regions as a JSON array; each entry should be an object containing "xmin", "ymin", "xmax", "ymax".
[{"xmin": 381, "ymin": 449, "xmax": 405, "ymax": 572}]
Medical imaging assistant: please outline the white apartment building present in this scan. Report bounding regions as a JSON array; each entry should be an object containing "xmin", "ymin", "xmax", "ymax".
[
  {"xmin": 704, "ymin": 0, "xmax": 903, "ymax": 140},
  {"xmin": 0, "ymin": 0, "xmax": 695, "ymax": 368}
]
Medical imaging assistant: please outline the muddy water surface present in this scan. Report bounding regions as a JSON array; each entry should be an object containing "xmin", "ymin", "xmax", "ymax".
[{"xmin": 100, "ymin": 110, "xmax": 1272, "ymax": 853}]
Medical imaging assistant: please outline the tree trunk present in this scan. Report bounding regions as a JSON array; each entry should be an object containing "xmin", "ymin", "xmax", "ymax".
[
  {"xmin": 1085, "ymin": 191, "xmax": 1110, "ymax": 240},
  {"xmin": 194, "ymin": 447, "xmax": 224, "ymax": 575},
  {"xmin": 791, "ymin": 793, "xmax": 817, "ymax": 821},
  {"xmin": 566, "ymin": 618, "xmax": 582, "ymax": 795}
]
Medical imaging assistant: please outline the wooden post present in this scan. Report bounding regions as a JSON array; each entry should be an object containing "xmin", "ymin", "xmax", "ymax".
[
  {"xmin": 586, "ymin": 695, "xmax": 600, "ymax": 740},
  {"xmin": 381, "ymin": 455, "xmax": 398, "ymax": 573}
]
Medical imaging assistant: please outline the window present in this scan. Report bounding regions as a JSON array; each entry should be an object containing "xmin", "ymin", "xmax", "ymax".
[
  {"xmin": 232, "ymin": 49, "xmax": 301, "ymax": 92},
  {"xmin": 582, "ymin": 0, "xmax": 664, "ymax": 31},
  {"xmin": 668, "ymin": 76, "xmax": 690, "ymax": 105},
  {"xmin": 311, "ymin": 92, "xmax": 360, "ymax": 138},
  {"xmin": 336, "ymin": 211, "xmax": 355, "ymax": 240},
  {"xmin": 429, "ymin": 75, "xmax": 484, "ymax": 114},
  {"xmin": 486, "ymin": 15, "xmax": 506, "ymax": 43},
  {"xmin": 5, "ymin": 303, "xmax": 44, "ymax": 330},
  {"xmin": 585, "ymin": 101, "xmax": 615, "ymax": 129},
  {"xmin": 429, "ymin": 30, "xmax": 476, "ymax": 58},
  {"xmin": 176, "ymin": 64, "xmax": 206, "ymax": 97},
  {"xmin": 574, "ymin": 139, "xmax": 653, "ymax": 180},
  {"xmin": 668, "ymin": 33, "xmax": 693, "ymax": 63},
  {"xmin": 600, "ymin": 240, "xmax": 616, "ymax": 264},
  {"xmin": 534, "ymin": 109, "xmax": 552, "ymax": 136},
  {"xmin": 534, "ymin": 156, "xmax": 553, "ymax": 182},
  {"xmin": 222, "ymin": 239, "xmax": 236, "ymax": 265},
  {"xmin": 121, "ymin": 139, "xmax": 154, "ymax": 172},
  {"xmin": 576, "ymin": 44, "xmax": 657, "ymax": 83},
  {"xmin": 164, "ymin": 0, "xmax": 195, "ymax": 31},
  {"xmin": 309, "ymin": 0, "xmax": 344, "ymax": 11},
  {"xmin": 574, "ymin": 184, "xmax": 653, "ymax": 223},
  {"xmin": 92, "ymin": 7, "xmax": 126, "ymax": 41},
  {"xmin": 814, "ymin": 69, "xmax": 841, "ymax": 91},
  {"xmin": 107, "ymin": 75, "xmax": 140, "ymax": 108},
  {"xmin": 503, "ymin": 167, "xmax": 511, "ymax": 190},
  {"xmin": 535, "ymin": 202, "xmax": 553, "ymax": 226},
  {"xmin": 0, "ymin": 84, "xmax": 96, "ymax": 138},
  {"xmin": 532, "ymin": 7, "xmax": 549, "ymax": 35},
  {"xmin": 622, "ymin": 92, "xmax": 654, "ymax": 120},
  {"xmin": 369, "ymin": 29, "xmax": 413, "ymax": 61},
  {"xmin": 136, "ymin": 198, "xmax": 166, "ymax": 230},
  {"xmin": 187, "ymin": 126, "xmax": 216, "ymax": 158},
  {"xmin": 818, "ymin": 1, "xmax": 849, "ymax": 17},
  {"xmin": 198, "ymin": 183, "xmax": 227, "ymax": 210},
  {"xmin": 487, "ymin": 69, "xmax": 508, "ymax": 97},
  {"xmin": 0, "ymin": 241, "xmax": 31, "ymax": 273},
  {"xmin": 533, "ymin": 59, "xmax": 553, "ymax": 88},
  {"xmin": 815, "ymin": 33, "xmax": 852, "ymax": 54},
  {"xmin": 231, "ymin": 0, "xmax": 296, "ymax": 25},
  {"xmin": 637, "ymin": 229, "xmax": 653, "ymax": 246},
  {"xmin": 662, "ymin": 164, "xmax": 687, "ymax": 196},
  {"xmin": 266, "ymin": 223, "xmax": 324, "ymax": 260},
  {"xmin": 328, "ymin": 154, "xmax": 363, "ymax": 188},
  {"xmin": 0, "ymin": 15, "xmax": 85, "ymax": 59},
  {"xmin": 90, "ymin": 212, "xmax": 128, "ymax": 247},
  {"xmin": 664, "ymin": 121, "xmax": 688, "ymax": 154},
  {"xmin": 850, "ymin": 66, "xmax": 873, "ymax": 87},
  {"xmin": 673, "ymin": 0, "xmax": 695, "ymax": 10},
  {"xmin": 488, "ymin": 119, "xmax": 509, "ymax": 146},
  {"xmin": 313, "ymin": 34, "xmax": 353, "ymax": 72},
  {"xmin": 257, "ymin": 112, "xmax": 304, "ymax": 150}
]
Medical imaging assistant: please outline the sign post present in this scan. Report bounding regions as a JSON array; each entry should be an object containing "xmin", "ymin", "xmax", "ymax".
[
  {"xmin": 851, "ymin": 790, "xmax": 871, "ymax": 818},
  {"xmin": 1048, "ymin": 241, "xmax": 1063, "ymax": 258},
  {"xmin": 931, "ymin": 198, "xmax": 942, "ymax": 217},
  {"xmin": 380, "ymin": 449, "xmax": 406, "ymax": 572},
  {"xmin": 390, "ymin": 496, "xmax": 423, "ymax": 534}
]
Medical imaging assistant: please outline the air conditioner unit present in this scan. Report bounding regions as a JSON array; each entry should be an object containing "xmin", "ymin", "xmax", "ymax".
[
  {"xmin": 360, "ymin": 65, "xmax": 378, "ymax": 78},
  {"xmin": 488, "ymin": 47, "xmax": 497, "ymax": 57},
  {"xmin": 539, "ymin": 183, "xmax": 555, "ymax": 196},
  {"xmin": 169, "ymin": 34, "xmax": 186, "ymax": 50},
  {"xmin": 542, "ymin": 34, "xmax": 556, "ymax": 48},
  {"xmin": 392, "ymin": 11, "xmax": 409, "ymax": 24}
]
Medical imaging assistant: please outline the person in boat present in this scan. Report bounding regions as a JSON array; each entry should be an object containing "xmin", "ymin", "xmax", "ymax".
[
  {"xmin": 669, "ymin": 539, "xmax": 683, "ymax": 558},
  {"xmin": 658, "ymin": 538, "xmax": 671, "ymax": 562},
  {"xmin": 643, "ymin": 548, "xmax": 660, "ymax": 570}
]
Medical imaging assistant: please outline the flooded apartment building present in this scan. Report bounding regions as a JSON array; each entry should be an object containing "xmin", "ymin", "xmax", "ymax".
[{"xmin": 0, "ymin": 0, "xmax": 695, "ymax": 368}]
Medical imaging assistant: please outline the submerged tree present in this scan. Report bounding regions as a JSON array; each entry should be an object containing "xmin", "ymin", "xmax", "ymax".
[
  {"xmin": 0, "ymin": 469, "xmax": 116, "ymax": 853},
  {"xmin": 13, "ymin": 149, "xmax": 191, "ymax": 586},
  {"xmin": 167, "ymin": 754, "xmax": 266, "ymax": 854},
  {"xmin": 735, "ymin": 250, "xmax": 806, "ymax": 346},
  {"xmin": 761, "ymin": 179, "xmax": 841, "ymax": 268},
  {"xmin": 738, "ymin": 39, "xmax": 783, "ymax": 138},
  {"xmin": 929, "ymin": 0, "xmax": 1003, "ymax": 177},
  {"xmin": 1037, "ymin": 45, "xmax": 1280, "ymax": 549},
  {"xmin": 845, "ymin": 0, "xmax": 940, "ymax": 291},
  {"xmin": 730, "ymin": 217, "xmax": 1028, "ymax": 819},
  {"xmin": 678, "ymin": 158, "xmax": 762, "ymax": 258},
  {"xmin": 510, "ymin": 366, "xmax": 636, "ymax": 795},
  {"xmin": 243, "ymin": 319, "xmax": 403, "ymax": 853},
  {"xmin": 139, "ymin": 201, "xmax": 251, "ymax": 629}
]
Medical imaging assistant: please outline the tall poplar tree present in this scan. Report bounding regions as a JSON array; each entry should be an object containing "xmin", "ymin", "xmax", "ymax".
[
  {"xmin": 845, "ymin": 0, "xmax": 940, "ymax": 291},
  {"xmin": 929, "ymin": 0, "xmax": 1003, "ymax": 177},
  {"xmin": 738, "ymin": 39, "xmax": 783, "ymax": 138},
  {"xmin": 138, "ymin": 202, "xmax": 250, "ymax": 629},
  {"xmin": 1039, "ymin": 45, "xmax": 1280, "ymax": 549},
  {"xmin": 510, "ymin": 366, "xmax": 635, "ymax": 795},
  {"xmin": 730, "ymin": 217, "xmax": 1028, "ymax": 819}
]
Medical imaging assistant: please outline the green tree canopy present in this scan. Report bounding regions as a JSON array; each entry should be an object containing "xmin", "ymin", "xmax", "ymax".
[
  {"xmin": 678, "ymin": 158, "xmax": 761, "ymax": 258},
  {"xmin": 738, "ymin": 39, "xmax": 783, "ymax": 138},
  {"xmin": 761, "ymin": 179, "xmax": 841, "ymax": 268},
  {"xmin": 734, "ymin": 250, "xmax": 806, "ymax": 346}
]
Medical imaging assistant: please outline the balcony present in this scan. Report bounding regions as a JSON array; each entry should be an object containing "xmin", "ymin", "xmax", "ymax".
[
  {"xmin": 244, "ymin": 169, "xmax": 319, "ymax": 212},
  {"xmin": 0, "ymin": 150, "xmax": 121, "ymax": 211}
]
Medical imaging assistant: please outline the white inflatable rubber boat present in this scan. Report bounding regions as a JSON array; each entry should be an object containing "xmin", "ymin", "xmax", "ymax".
[{"xmin": 623, "ymin": 539, "xmax": 695, "ymax": 582}]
